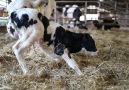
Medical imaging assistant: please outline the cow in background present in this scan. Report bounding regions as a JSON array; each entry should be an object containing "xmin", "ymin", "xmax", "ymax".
[{"xmin": 62, "ymin": 5, "xmax": 82, "ymax": 29}]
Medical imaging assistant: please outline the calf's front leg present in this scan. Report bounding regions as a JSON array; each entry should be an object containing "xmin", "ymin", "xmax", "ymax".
[{"xmin": 61, "ymin": 50, "xmax": 83, "ymax": 75}]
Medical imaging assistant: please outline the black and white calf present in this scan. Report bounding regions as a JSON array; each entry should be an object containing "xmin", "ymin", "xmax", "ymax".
[{"xmin": 7, "ymin": 8, "xmax": 97, "ymax": 75}]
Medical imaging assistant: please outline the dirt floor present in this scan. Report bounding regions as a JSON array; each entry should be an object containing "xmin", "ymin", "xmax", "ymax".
[{"xmin": 0, "ymin": 28, "xmax": 129, "ymax": 90}]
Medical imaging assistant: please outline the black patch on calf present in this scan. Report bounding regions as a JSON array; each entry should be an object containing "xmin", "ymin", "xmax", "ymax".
[
  {"xmin": 10, "ymin": 12, "xmax": 37, "ymax": 28},
  {"xmin": 21, "ymin": 14, "xmax": 29, "ymax": 22},
  {"xmin": 20, "ymin": 14, "xmax": 37, "ymax": 28},
  {"xmin": 14, "ymin": 17, "xmax": 22, "ymax": 28},
  {"xmin": 42, "ymin": 16, "xmax": 51, "ymax": 42},
  {"xmin": 20, "ymin": 14, "xmax": 29, "ymax": 28},
  {"xmin": 38, "ymin": 13, "xmax": 52, "ymax": 45},
  {"xmin": 82, "ymin": 34, "xmax": 97, "ymax": 52},
  {"xmin": 54, "ymin": 26, "xmax": 65, "ymax": 38},
  {"xmin": 38, "ymin": 13, "xmax": 42, "ymax": 20},
  {"xmin": 11, "ymin": 11, "xmax": 17, "ymax": 23},
  {"xmin": 28, "ymin": 19, "xmax": 37, "ymax": 25},
  {"xmin": 10, "ymin": 26, "xmax": 15, "ymax": 35}
]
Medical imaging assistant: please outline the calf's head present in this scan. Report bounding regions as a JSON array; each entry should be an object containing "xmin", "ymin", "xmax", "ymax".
[{"xmin": 54, "ymin": 43, "xmax": 65, "ymax": 56}]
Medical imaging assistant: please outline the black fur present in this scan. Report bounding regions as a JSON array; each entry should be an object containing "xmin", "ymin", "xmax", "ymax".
[
  {"xmin": 11, "ymin": 12, "xmax": 37, "ymax": 28},
  {"xmin": 103, "ymin": 20, "xmax": 120, "ymax": 30},
  {"xmin": 73, "ymin": 8, "xmax": 82, "ymax": 21},
  {"xmin": 64, "ymin": 7, "xmax": 70, "ymax": 16},
  {"xmin": 11, "ymin": 11, "xmax": 17, "ymax": 23},
  {"xmin": 54, "ymin": 43, "xmax": 64, "ymax": 56},
  {"xmin": 93, "ymin": 20, "xmax": 120, "ymax": 30},
  {"xmin": 10, "ymin": 26, "xmax": 15, "ymax": 35},
  {"xmin": 38, "ymin": 13, "xmax": 52, "ymax": 45},
  {"xmin": 93, "ymin": 20, "xmax": 102, "ymax": 30},
  {"xmin": 23, "ymin": 6, "xmax": 27, "ymax": 8},
  {"xmin": 54, "ymin": 26, "xmax": 97, "ymax": 57}
]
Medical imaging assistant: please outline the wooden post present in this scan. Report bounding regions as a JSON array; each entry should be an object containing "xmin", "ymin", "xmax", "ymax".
[
  {"xmin": 54, "ymin": 1, "xmax": 57, "ymax": 22},
  {"xmin": 114, "ymin": 1, "xmax": 117, "ymax": 21},
  {"xmin": 85, "ymin": 1, "xmax": 87, "ymax": 25}
]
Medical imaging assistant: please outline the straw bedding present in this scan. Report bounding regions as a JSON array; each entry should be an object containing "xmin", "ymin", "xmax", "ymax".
[{"xmin": 0, "ymin": 29, "xmax": 129, "ymax": 90}]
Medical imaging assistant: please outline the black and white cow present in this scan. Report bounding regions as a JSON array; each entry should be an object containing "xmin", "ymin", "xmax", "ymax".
[
  {"xmin": 7, "ymin": 8, "xmax": 97, "ymax": 75},
  {"xmin": 62, "ymin": 5, "xmax": 82, "ymax": 29}
]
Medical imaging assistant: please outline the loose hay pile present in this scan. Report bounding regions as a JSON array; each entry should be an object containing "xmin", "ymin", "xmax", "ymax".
[{"xmin": 0, "ymin": 29, "xmax": 129, "ymax": 90}]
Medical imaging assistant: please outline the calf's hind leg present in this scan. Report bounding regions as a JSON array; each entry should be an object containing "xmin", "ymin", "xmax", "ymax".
[{"xmin": 12, "ymin": 33, "xmax": 41, "ymax": 74}]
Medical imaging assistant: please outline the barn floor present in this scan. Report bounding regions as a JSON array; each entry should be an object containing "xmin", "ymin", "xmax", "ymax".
[{"xmin": 0, "ymin": 28, "xmax": 129, "ymax": 90}]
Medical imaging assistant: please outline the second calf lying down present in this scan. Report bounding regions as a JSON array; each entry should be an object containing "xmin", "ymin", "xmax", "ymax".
[{"xmin": 7, "ymin": 8, "xmax": 97, "ymax": 75}]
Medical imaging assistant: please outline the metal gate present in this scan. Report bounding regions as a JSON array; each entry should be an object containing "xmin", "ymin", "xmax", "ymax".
[{"xmin": 53, "ymin": 1, "xmax": 129, "ymax": 28}]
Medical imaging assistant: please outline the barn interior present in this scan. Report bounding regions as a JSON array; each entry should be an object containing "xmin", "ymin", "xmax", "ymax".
[{"xmin": 0, "ymin": 0, "xmax": 129, "ymax": 90}]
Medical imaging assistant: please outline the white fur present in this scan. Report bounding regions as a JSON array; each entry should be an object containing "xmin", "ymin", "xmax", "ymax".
[
  {"xmin": 66, "ymin": 5, "xmax": 78, "ymax": 19},
  {"xmin": 63, "ymin": 5, "xmax": 70, "ymax": 13},
  {"xmin": 7, "ymin": 0, "xmax": 54, "ymax": 19},
  {"xmin": 7, "ymin": 0, "xmax": 32, "ymax": 15}
]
